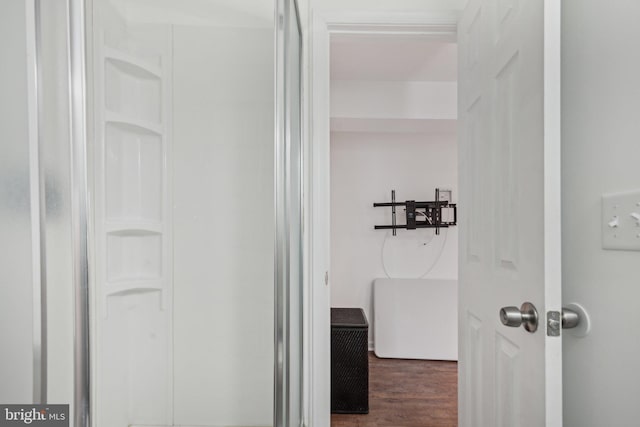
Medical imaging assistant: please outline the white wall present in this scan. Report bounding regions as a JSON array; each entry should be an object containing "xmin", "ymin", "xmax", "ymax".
[
  {"xmin": 172, "ymin": 25, "xmax": 274, "ymax": 426},
  {"xmin": 330, "ymin": 131, "xmax": 458, "ymax": 346},
  {"xmin": 0, "ymin": 0, "xmax": 34, "ymax": 404},
  {"xmin": 562, "ymin": 2, "xmax": 640, "ymax": 426},
  {"xmin": 310, "ymin": 0, "xmax": 466, "ymax": 14},
  {"xmin": 331, "ymin": 80, "xmax": 457, "ymax": 120}
]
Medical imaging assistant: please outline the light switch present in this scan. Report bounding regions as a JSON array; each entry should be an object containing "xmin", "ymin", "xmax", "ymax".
[{"xmin": 602, "ymin": 190, "xmax": 640, "ymax": 251}]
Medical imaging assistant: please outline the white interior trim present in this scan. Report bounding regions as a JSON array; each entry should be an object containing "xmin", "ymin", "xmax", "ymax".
[
  {"xmin": 544, "ymin": 0, "xmax": 563, "ymax": 425},
  {"xmin": 307, "ymin": 9, "xmax": 458, "ymax": 427}
]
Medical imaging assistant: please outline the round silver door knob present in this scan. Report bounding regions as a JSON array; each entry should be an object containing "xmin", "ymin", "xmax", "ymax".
[
  {"xmin": 562, "ymin": 308, "xmax": 580, "ymax": 329},
  {"xmin": 499, "ymin": 302, "xmax": 539, "ymax": 333},
  {"xmin": 500, "ymin": 306, "xmax": 523, "ymax": 327}
]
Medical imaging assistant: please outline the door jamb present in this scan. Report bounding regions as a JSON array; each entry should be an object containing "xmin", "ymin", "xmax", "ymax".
[{"xmin": 306, "ymin": 9, "xmax": 458, "ymax": 426}]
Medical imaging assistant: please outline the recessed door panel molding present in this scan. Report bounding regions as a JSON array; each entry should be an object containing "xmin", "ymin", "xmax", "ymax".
[
  {"xmin": 495, "ymin": 0, "xmax": 520, "ymax": 43},
  {"xmin": 464, "ymin": 312, "xmax": 483, "ymax": 427},
  {"xmin": 495, "ymin": 332, "xmax": 519, "ymax": 427},
  {"xmin": 494, "ymin": 51, "xmax": 520, "ymax": 273},
  {"xmin": 466, "ymin": 7, "xmax": 482, "ymax": 77},
  {"xmin": 460, "ymin": 4, "xmax": 484, "ymax": 107},
  {"xmin": 464, "ymin": 96, "xmax": 484, "ymax": 264}
]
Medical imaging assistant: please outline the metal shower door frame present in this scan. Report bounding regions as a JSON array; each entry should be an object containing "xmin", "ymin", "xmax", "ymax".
[
  {"xmin": 275, "ymin": 0, "xmax": 304, "ymax": 426},
  {"xmin": 26, "ymin": 0, "xmax": 91, "ymax": 423}
]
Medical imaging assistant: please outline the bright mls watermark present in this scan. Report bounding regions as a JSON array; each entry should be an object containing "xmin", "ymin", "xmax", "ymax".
[{"xmin": 0, "ymin": 405, "xmax": 68, "ymax": 426}]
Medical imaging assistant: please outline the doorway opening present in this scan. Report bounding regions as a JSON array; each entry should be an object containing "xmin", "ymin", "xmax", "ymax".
[{"xmin": 327, "ymin": 31, "xmax": 459, "ymax": 426}]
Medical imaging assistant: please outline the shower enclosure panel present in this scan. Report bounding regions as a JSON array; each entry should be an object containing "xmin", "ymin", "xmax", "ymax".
[
  {"xmin": 3, "ymin": 0, "xmax": 303, "ymax": 426},
  {"xmin": 0, "ymin": 0, "xmax": 38, "ymax": 404},
  {"xmin": 91, "ymin": 3, "xmax": 173, "ymax": 426},
  {"xmin": 1, "ymin": 0, "xmax": 78, "ymax": 412}
]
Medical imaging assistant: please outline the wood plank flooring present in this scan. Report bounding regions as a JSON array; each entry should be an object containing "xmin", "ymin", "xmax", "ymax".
[{"xmin": 331, "ymin": 352, "xmax": 458, "ymax": 427}]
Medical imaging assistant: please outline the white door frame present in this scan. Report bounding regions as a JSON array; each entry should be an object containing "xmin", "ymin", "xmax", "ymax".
[{"xmin": 306, "ymin": 9, "xmax": 458, "ymax": 427}]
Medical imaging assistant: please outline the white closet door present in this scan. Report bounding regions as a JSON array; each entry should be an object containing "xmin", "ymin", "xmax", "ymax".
[{"xmin": 457, "ymin": 0, "xmax": 562, "ymax": 426}]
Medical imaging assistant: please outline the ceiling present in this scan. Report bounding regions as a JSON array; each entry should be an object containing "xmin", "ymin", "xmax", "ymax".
[{"xmin": 330, "ymin": 35, "xmax": 457, "ymax": 82}]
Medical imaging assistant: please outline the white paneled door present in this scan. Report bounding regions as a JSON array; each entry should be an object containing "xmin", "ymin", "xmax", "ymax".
[{"xmin": 458, "ymin": 0, "xmax": 562, "ymax": 426}]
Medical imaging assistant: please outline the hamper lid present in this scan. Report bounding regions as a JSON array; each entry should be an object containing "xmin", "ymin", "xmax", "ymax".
[{"xmin": 331, "ymin": 307, "xmax": 368, "ymax": 328}]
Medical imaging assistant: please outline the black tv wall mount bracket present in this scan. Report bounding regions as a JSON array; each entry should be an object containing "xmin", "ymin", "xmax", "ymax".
[{"xmin": 373, "ymin": 188, "xmax": 457, "ymax": 236}]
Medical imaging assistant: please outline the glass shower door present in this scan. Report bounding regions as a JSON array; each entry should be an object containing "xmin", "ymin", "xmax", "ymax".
[
  {"xmin": 0, "ymin": 0, "xmax": 41, "ymax": 405},
  {"xmin": 85, "ymin": 0, "xmax": 304, "ymax": 426},
  {"xmin": 1, "ymin": 0, "xmax": 79, "ymax": 422},
  {"xmin": 0, "ymin": 0, "xmax": 304, "ymax": 425}
]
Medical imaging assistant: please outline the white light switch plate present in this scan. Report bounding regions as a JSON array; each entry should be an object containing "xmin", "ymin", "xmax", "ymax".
[{"xmin": 602, "ymin": 190, "xmax": 640, "ymax": 251}]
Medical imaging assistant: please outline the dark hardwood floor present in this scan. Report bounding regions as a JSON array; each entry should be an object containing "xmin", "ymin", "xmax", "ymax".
[{"xmin": 331, "ymin": 352, "xmax": 458, "ymax": 427}]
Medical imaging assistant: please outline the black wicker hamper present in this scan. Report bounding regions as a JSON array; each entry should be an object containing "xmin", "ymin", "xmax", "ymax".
[{"xmin": 330, "ymin": 307, "xmax": 369, "ymax": 414}]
